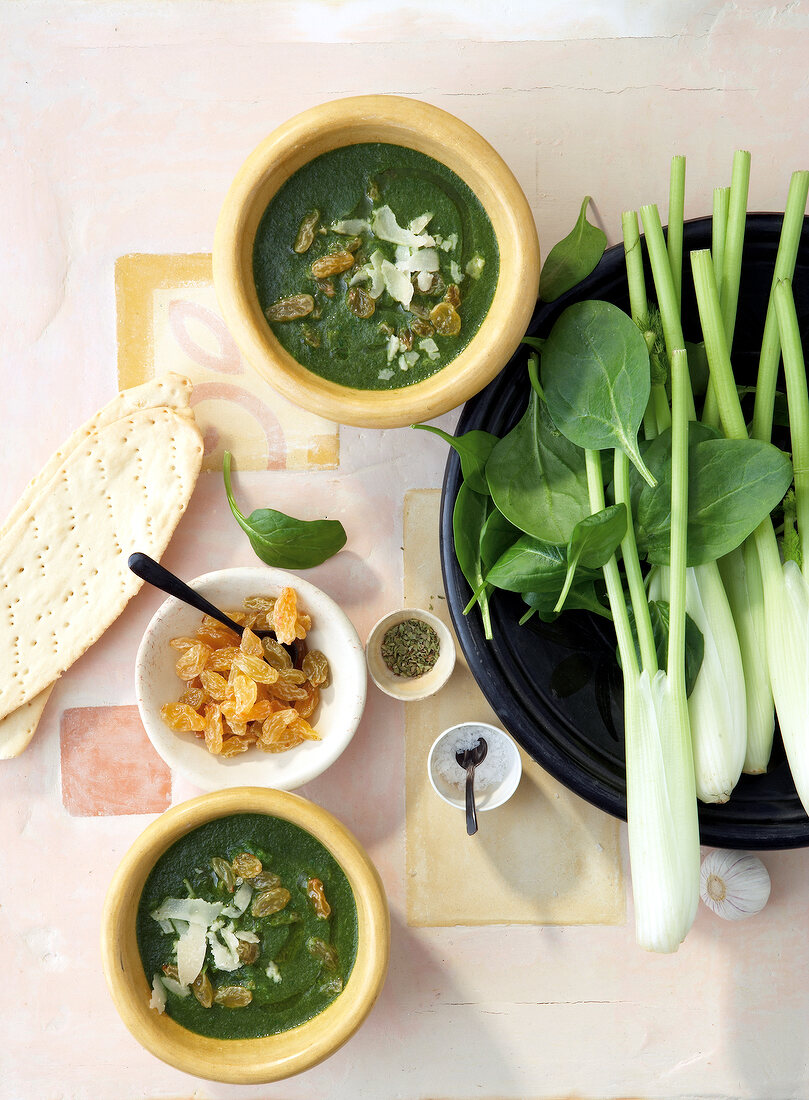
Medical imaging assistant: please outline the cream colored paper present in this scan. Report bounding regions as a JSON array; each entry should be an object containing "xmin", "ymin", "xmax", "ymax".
[{"xmin": 404, "ymin": 489, "xmax": 625, "ymax": 926}]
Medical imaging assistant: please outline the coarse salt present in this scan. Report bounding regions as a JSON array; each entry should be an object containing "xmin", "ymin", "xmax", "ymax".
[{"xmin": 432, "ymin": 726, "xmax": 510, "ymax": 793}]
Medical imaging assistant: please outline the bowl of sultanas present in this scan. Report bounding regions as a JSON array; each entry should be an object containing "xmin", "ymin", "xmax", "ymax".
[{"xmin": 135, "ymin": 567, "xmax": 367, "ymax": 791}]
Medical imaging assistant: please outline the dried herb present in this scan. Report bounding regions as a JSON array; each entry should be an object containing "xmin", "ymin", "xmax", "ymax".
[{"xmin": 380, "ymin": 618, "xmax": 440, "ymax": 678}]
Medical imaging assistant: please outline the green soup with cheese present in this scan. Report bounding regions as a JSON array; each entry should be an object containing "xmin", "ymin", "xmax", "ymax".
[
  {"xmin": 136, "ymin": 813, "xmax": 358, "ymax": 1040},
  {"xmin": 252, "ymin": 143, "xmax": 499, "ymax": 390}
]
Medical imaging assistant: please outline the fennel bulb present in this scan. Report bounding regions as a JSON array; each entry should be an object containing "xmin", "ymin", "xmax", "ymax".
[
  {"xmin": 649, "ymin": 562, "xmax": 746, "ymax": 803},
  {"xmin": 626, "ymin": 667, "xmax": 700, "ymax": 952},
  {"xmin": 761, "ymin": 557, "xmax": 809, "ymax": 810},
  {"xmin": 717, "ymin": 541, "xmax": 774, "ymax": 774}
]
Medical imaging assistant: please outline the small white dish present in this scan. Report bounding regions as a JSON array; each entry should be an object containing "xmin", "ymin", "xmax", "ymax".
[
  {"xmin": 135, "ymin": 566, "xmax": 366, "ymax": 791},
  {"xmin": 428, "ymin": 722, "xmax": 522, "ymax": 812},
  {"xmin": 365, "ymin": 608, "xmax": 455, "ymax": 701}
]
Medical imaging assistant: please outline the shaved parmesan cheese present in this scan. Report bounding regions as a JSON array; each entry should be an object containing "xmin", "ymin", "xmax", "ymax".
[
  {"xmin": 151, "ymin": 897, "xmax": 224, "ymax": 927},
  {"xmin": 440, "ymin": 233, "xmax": 458, "ymax": 252},
  {"xmin": 403, "ymin": 351, "xmax": 419, "ymax": 367},
  {"xmin": 371, "ymin": 206, "xmax": 434, "ymax": 249},
  {"xmin": 398, "ymin": 354, "xmax": 409, "ymax": 371},
  {"xmin": 378, "ymin": 368, "xmax": 395, "ymax": 381},
  {"xmin": 331, "ymin": 218, "xmax": 369, "ymax": 235},
  {"xmin": 161, "ymin": 975, "xmax": 191, "ymax": 999},
  {"xmin": 450, "ymin": 261, "xmax": 464, "ymax": 284},
  {"xmin": 150, "ymin": 974, "xmax": 167, "ymax": 1013},
  {"xmin": 266, "ymin": 960, "xmax": 282, "ymax": 984},
  {"xmin": 177, "ymin": 921, "xmax": 208, "ymax": 987},
  {"xmin": 220, "ymin": 923, "xmax": 241, "ymax": 955},
  {"xmin": 386, "ymin": 335, "xmax": 401, "ymax": 363},
  {"xmin": 409, "ymin": 212, "xmax": 434, "ymax": 234},
  {"xmin": 235, "ymin": 929, "xmax": 260, "ymax": 943},
  {"xmin": 367, "ymin": 250, "xmax": 386, "ymax": 299},
  {"xmin": 418, "ymin": 338, "xmax": 440, "ymax": 361},
  {"xmin": 156, "ymin": 918, "xmax": 174, "ymax": 935},
  {"xmin": 222, "ymin": 882, "xmax": 252, "ymax": 918},
  {"xmin": 381, "ymin": 259, "xmax": 414, "ymax": 308},
  {"xmin": 349, "ymin": 266, "xmax": 370, "ymax": 286},
  {"xmin": 466, "ymin": 254, "xmax": 485, "ymax": 279},
  {"xmin": 207, "ymin": 929, "xmax": 241, "ymax": 972},
  {"xmin": 394, "ymin": 245, "xmax": 412, "ymax": 264},
  {"xmin": 416, "ymin": 271, "xmax": 433, "ymax": 292},
  {"xmin": 395, "ymin": 248, "xmax": 439, "ymax": 274}
]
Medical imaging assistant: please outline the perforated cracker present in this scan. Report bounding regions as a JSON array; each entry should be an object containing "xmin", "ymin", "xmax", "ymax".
[{"xmin": 0, "ymin": 389, "xmax": 203, "ymax": 725}]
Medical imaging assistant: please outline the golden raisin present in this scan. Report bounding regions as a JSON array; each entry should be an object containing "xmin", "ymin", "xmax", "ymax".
[
  {"xmin": 347, "ymin": 287, "xmax": 375, "ymax": 319},
  {"xmin": 311, "ymin": 251, "xmax": 355, "ymax": 278},
  {"xmin": 266, "ymin": 294, "xmax": 314, "ymax": 322},
  {"xmin": 410, "ymin": 318, "xmax": 434, "ymax": 337},
  {"xmin": 251, "ymin": 887, "xmax": 291, "ymax": 917},
  {"xmin": 213, "ymin": 986, "xmax": 252, "ymax": 1007},
  {"xmin": 443, "ymin": 283, "xmax": 461, "ymax": 308},
  {"xmin": 294, "ymin": 210, "xmax": 319, "ymax": 254},
  {"xmin": 271, "ymin": 587, "xmax": 298, "ymax": 646},
  {"xmin": 307, "ymin": 878, "xmax": 331, "ymax": 920},
  {"xmin": 302, "ymin": 650, "xmax": 330, "ymax": 687},
  {"xmin": 203, "ymin": 704, "xmax": 224, "ymax": 755},
  {"xmin": 161, "ymin": 703, "xmax": 206, "ymax": 733},
  {"xmin": 232, "ymin": 852, "xmax": 263, "ymax": 879},
  {"xmin": 175, "ymin": 643, "xmax": 211, "ymax": 680},
  {"xmin": 430, "ymin": 302, "xmax": 461, "ymax": 336},
  {"xmin": 192, "ymin": 971, "xmax": 213, "ymax": 1009},
  {"xmin": 240, "ymin": 627, "xmax": 263, "ymax": 658}
]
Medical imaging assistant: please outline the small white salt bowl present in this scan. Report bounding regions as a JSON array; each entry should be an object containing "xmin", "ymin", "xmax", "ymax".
[
  {"xmin": 428, "ymin": 722, "xmax": 522, "ymax": 812},
  {"xmin": 365, "ymin": 608, "xmax": 455, "ymax": 702}
]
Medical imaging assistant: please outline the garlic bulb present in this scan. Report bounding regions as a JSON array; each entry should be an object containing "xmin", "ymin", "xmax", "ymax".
[{"xmin": 699, "ymin": 850, "xmax": 771, "ymax": 920}]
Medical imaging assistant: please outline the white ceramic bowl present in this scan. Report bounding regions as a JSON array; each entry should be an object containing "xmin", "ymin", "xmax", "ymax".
[
  {"xmin": 365, "ymin": 608, "xmax": 455, "ymax": 701},
  {"xmin": 135, "ymin": 567, "xmax": 366, "ymax": 791},
  {"xmin": 428, "ymin": 722, "xmax": 522, "ymax": 811}
]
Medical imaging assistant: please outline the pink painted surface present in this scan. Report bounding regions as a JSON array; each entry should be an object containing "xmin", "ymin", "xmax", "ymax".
[
  {"xmin": 3, "ymin": 4, "xmax": 809, "ymax": 1099},
  {"xmin": 60, "ymin": 705, "xmax": 172, "ymax": 817}
]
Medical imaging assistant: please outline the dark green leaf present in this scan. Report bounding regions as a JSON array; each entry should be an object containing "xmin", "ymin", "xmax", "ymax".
[
  {"xmin": 541, "ymin": 300, "xmax": 655, "ymax": 486},
  {"xmin": 555, "ymin": 504, "xmax": 627, "ymax": 612},
  {"xmin": 636, "ymin": 434, "xmax": 794, "ymax": 565},
  {"xmin": 539, "ymin": 196, "xmax": 607, "ymax": 303},
  {"xmin": 453, "ymin": 484, "xmax": 492, "ymax": 639},
  {"xmin": 479, "ymin": 508, "xmax": 521, "ymax": 572},
  {"xmin": 412, "ymin": 423, "xmax": 498, "ymax": 496},
  {"xmin": 223, "ymin": 451, "xmax": 346, "ymax": 569},
  {"xmin": 623, "ymin": 600, "xmax": 705, "ymax": 698},
  {"xmin": 520, "ymin": 579, "xmax": 611, "ymax": 624},
  {"xmin": 486, "ymin": 384, "xmax": 590, "ymax": 545},
  {"xmin": 485, "ymin": 534, "xmax": 600, "ymax": 595},
  {"xmin": 522, "ymin": 336, "xmax": 546, "ymax": 353}
]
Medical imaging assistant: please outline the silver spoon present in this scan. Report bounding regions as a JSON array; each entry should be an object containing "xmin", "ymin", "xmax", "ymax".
[{"xmin": 455, "ymin": 737, "xmax": 488, "ymax": 836}]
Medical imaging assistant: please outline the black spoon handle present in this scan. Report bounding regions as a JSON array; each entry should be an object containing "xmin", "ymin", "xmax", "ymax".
[
  {"xmin": 128, "ymin": 552, "xmax": 245, "ymax": 636},
  {"xmin": 465, "ymin": 764, "xmax": 478, "ymax": 836}
]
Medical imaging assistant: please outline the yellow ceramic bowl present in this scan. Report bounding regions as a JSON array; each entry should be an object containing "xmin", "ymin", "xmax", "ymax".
[
  {"xmin": 213, "ymin": 95, "xmax": 540, "ymax": 428},
  {"xmin": 101, "ymin": 788, "xmax": 390, "ymax": 1084}
]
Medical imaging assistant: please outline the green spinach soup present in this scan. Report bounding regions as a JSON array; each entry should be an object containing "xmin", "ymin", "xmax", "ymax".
[
  {"xmin": 136, "ymin": 813, "xmax": 358, "ymax": 1040},
  {"xmin": 253, "ymin": 143, "xmax": 499, "ymax": 390}
]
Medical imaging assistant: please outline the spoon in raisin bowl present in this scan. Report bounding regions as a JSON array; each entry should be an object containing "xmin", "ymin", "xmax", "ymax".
[
  {"xmin": 127, "ymin": 552, "xmax": 304, "ymax": 662},
  {"xmin": 456, "ymin": 737, "xmax": 488, "ymax": 837}
]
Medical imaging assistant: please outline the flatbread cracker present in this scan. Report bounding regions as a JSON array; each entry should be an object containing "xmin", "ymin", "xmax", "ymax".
[{"xmin": 0, "ymin": 376, "xmax": 203, "ymax": 731}]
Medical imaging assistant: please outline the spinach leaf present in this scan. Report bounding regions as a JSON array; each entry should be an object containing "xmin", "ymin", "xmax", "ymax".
[
  {"xmin": 636, "ymin": 434, "xmax": 794, "ymax": 565},
  {"xmin": 485, "ymin": 534, "xmax": 600, "ymax": 596},
  {"xmin": 453, "ymin": 484, "xmax": 493, "ymax": 639},
  {"xmin": 485, "ymin": 382, "xmax": 590, "ymax": 545},
  {"xmin": 555, "ymin": 504, "xmax": 627, "ymax": 612},
  {"xmin": 479, "ymin": 508, "xmax": 521, "ymax": 572},
  {"xmin": 223, "ymin": 451, "xmax": 346, "ymax": 568},
  {"xmin": 541, "ymin": 300, "xmax": 656, "ymax": 487},
  {"xmin": 624, "ymin": 600, "xmax": 704, "ymax": 698},
  {"xmin": 520, "ymin": 579, "xmax": 612, "ymax": 625},
  {"xmin": 412, "ymin": 423, "xmax": 498, "ymax": 496},
  {"xmin": 539, "ymin": 196, "xmax": 607, "ymax": 303}
]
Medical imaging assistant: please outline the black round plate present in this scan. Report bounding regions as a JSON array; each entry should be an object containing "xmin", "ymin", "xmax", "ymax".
[{"xmin": 440, "ymin": 214, "xmax": 809, "ymax": 850}]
